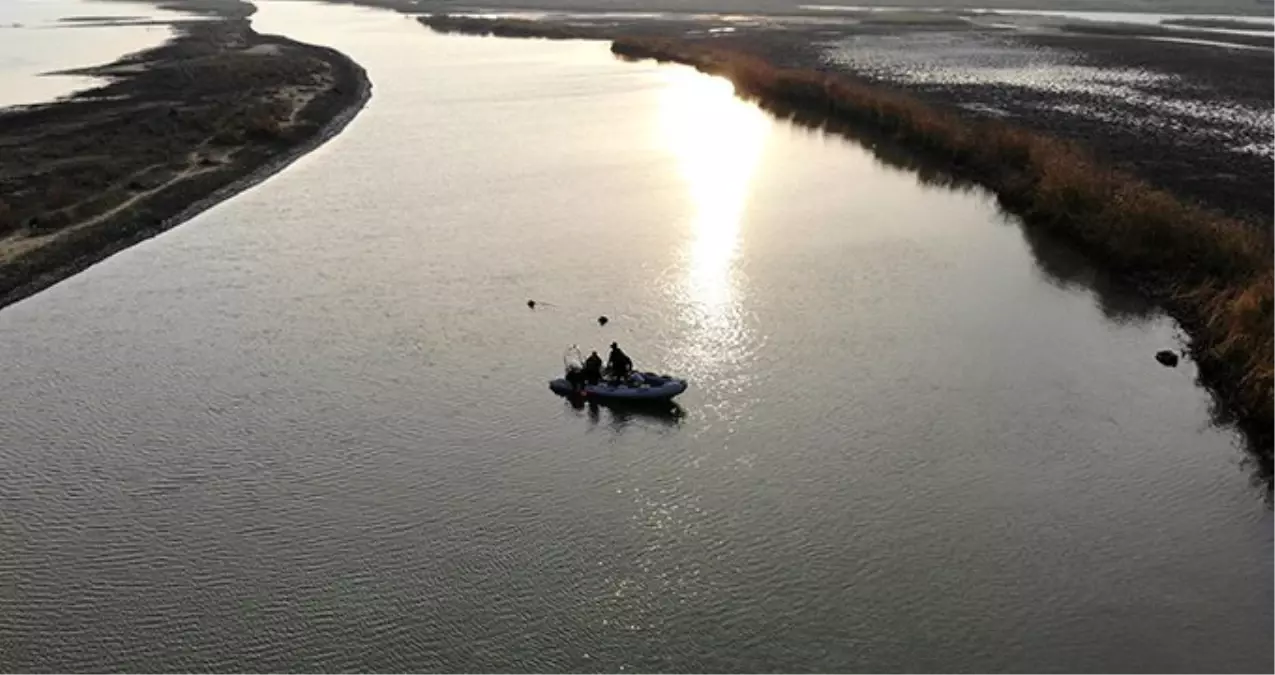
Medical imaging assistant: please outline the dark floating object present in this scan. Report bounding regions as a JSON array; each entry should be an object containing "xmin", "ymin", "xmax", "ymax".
[
  {"xmin": 1155, "ymin": 350, "xmax": 1179, "ymax": 367},
  {"xmin": 597, "ymin": 315, "xmax": 609, "ymax": 326},
  {"xmin": 527, "ymin": 300, "xmax": 536, "ymax": 309}
]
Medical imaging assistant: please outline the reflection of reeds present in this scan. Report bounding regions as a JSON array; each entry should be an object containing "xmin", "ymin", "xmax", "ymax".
[
  {"xmin": 420, "ymin": 15, "xmax": 603, "ymax": 40},
  {"xmin": 1160, "ymin": 17, "xmax": 1274, "ymax": 31},
  {"xmin": 612, "ymin": 37, "xmax": 1272, "ymax": 453}
]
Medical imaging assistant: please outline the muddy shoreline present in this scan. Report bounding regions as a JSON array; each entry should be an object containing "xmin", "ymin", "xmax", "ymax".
[{"xmin": 0, "ymin": 3, "xmax": 371, "ymax": 310}]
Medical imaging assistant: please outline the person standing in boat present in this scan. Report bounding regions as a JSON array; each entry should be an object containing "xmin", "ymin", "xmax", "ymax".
[
  {"xmin": 607, "ymin": 342, "xmax": 633, "ymax": 382},
  {"xmin": 582, "ymin": 350, "xmax": 603, "ymax": 385}
]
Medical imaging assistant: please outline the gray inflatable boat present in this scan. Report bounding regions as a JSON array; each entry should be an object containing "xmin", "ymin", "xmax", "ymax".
[{"xmin": 549, "ymin": 370, "xmax": 689, "ymax": 402}]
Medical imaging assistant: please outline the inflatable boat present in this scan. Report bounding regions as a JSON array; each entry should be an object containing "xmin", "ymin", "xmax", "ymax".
[{"xmin": 549, "ymin": 371, "xmax": 689, "ymax": 402}]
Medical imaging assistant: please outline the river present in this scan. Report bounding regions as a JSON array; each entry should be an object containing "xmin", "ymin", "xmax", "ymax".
[
  {"xmin": 0, "ymin": 0, "xmax": 196, "ymax": 108},
  {"xmin": 0, "ymin": 2, "xmax": 1270, "ymax": 672}
]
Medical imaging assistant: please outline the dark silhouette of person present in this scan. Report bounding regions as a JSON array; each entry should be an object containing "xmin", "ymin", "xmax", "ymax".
[
  {"xmin": 583, "ymin": 351, "xmax": 603, "ymax": 385},
  {"xmin": 607, "ymin": 342, "xmax": 633, "ymax": 381}
]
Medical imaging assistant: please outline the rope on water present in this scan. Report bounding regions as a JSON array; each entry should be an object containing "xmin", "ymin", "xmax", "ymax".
[{"xmin": 526, "ymin": 299, "xmax": 611, "ymax": 327}]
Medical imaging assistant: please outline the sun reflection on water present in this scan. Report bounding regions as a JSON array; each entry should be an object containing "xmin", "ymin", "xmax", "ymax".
[
  {"xmin": 600, "ymin": 68, "xmax": 773, "ymax": 632},
  {"xmin": 657, "ymin": 67, "xmax": 771, "ymax": 380}
]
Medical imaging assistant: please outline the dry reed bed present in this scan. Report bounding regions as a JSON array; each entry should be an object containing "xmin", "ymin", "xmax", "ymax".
[{"xmin": 612, "ymin": 37, "xmax": 1271, "ymax": 453}]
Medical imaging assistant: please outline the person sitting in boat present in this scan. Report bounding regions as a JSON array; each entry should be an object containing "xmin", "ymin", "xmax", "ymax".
[
  {"xmin": 607, "ymin": 342, "xmax": 633, "ymax": 381},
  {"xmin": 582, "ymin": 351, "xmax": 603, "ymax": 385}
]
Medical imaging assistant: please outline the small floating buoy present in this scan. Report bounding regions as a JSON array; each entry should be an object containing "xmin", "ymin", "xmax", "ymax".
[
  {"xmin": 527, "ymin": 300, "xmax": 536, "ymax": 309},
  {"xmin": 597, "ymin": 315, "xmax": 609, "ymax": 326},
  {"xmin": 1155, "ymin": 349, "xmax": 1179, "ymax": 367}
]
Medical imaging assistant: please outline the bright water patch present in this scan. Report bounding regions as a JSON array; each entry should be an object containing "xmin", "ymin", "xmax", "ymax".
[{"xmin": 0, "ymin": 0, "xmax": 191, "ymax": 108}]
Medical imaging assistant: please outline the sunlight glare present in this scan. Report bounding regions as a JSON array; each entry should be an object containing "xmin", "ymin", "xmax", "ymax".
[
  {"xmin": 658, "ymin": 67, "xmax": 771, "ymax": 314},
  {"xmin": 657, "ymin": 67, "xmax": 771, "ymax": 382}
]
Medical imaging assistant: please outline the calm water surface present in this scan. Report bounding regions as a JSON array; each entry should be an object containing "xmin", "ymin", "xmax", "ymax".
[
  {"xmin": 1, "ymin": 3, "xmax": 1270, "ymax": 672},
  {"xmin": 0, "ymin": 0, "xmax": 191, "ymax": 108}
]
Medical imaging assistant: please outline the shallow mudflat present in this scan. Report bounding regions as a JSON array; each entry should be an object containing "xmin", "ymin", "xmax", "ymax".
[{"xmin": 812, "ymin": 13, "xmax": 1273, "ymax": 221}]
